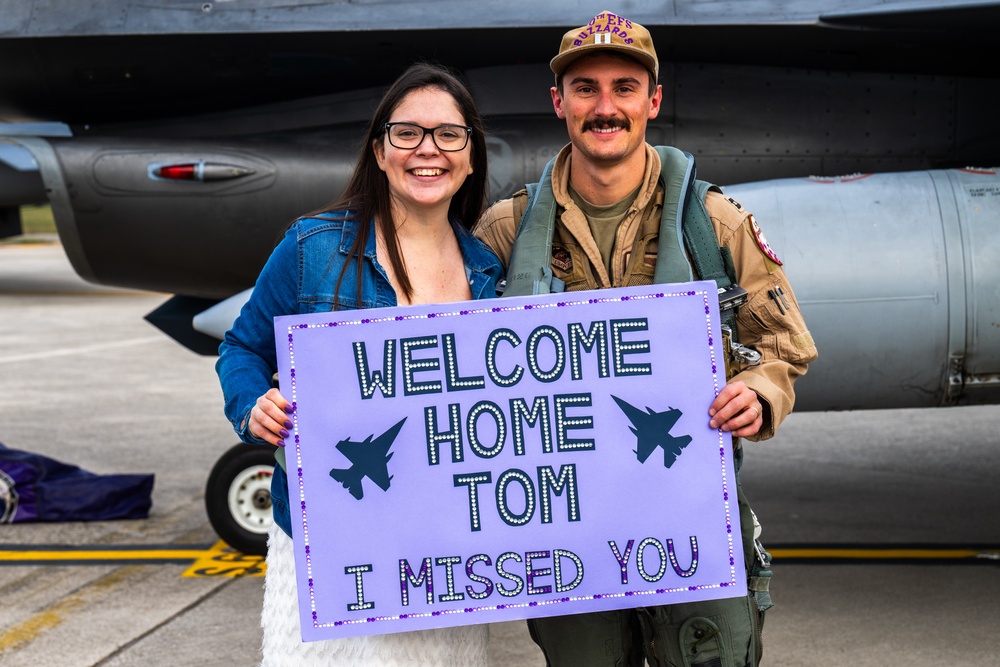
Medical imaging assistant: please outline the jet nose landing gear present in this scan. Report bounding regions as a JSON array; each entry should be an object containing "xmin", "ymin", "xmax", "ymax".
[{"xmin": 205, "ymin": 443, "xmax": 275, "ymax": 556}]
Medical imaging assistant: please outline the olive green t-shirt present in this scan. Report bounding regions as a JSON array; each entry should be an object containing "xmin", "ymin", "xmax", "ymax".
[{"xmin": 568, "ymin": 183, "xmax": 642, "ymax": 275}]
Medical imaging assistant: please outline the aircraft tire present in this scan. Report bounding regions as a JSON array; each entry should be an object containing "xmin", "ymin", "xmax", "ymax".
[{"xmin": 205, "ymin": 443, "xmax": 275, "ymax": 556}]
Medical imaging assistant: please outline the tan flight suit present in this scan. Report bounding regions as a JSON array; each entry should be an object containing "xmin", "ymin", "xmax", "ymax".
[
  {"xmin": 474, "ymin": 143, "xmax": 818, "ymax": 667},
  {"xmin": 475, "ymin": 143, "xmax": 816, "ymax": 439}
]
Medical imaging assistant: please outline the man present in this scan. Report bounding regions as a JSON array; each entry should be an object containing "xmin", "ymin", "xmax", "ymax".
[{"xmin": 474, "ymin": 10, "xmax": 817, "ymax": 667}]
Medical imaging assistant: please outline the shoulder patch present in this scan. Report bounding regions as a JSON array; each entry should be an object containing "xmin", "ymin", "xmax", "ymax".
[
  {"xmin": 749, "ymin": 215, "xmax": 782, "ymax": 266},
  {"xmin": 726, "ymin": 197, "xmax": 744, "ymax": 212}
]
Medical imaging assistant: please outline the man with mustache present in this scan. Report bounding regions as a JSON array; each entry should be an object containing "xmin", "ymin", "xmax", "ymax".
[{"xmin": 474, "ymin": 10, "xmax": 817, "ymax": 667}]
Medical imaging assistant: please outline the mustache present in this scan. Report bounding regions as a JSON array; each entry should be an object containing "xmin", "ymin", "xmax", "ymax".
[{"xmin": 581, "ymin": 117, "xmax": 631, "ymax": 132}]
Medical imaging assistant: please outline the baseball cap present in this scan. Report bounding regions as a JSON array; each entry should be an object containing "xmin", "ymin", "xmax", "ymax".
[{"xmin": 550, "ymin": 10, "xmax": 658, "ymax": 81}]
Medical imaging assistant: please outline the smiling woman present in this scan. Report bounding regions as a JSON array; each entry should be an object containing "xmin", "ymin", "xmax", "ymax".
[
  {"xmin": 215, "ymin": 62, "xmax": 503, "ymax": 666},
  {"xmin": 372, "ymin": 86, "xmax": 478, "ymax": 305},
  {"xmin": 376, "ymin": 103, "xmax": 474, "ymax": 221}
]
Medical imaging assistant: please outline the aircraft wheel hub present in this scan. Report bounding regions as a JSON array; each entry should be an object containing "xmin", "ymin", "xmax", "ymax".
[{"xmin": 227, "ymin": 464, "xmax": 273, "ymax": 534}]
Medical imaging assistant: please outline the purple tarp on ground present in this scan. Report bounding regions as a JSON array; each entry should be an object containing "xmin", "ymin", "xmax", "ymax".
[{"xmin": 0, "ymin": 443, "xmax": 153, "ymax": 523}]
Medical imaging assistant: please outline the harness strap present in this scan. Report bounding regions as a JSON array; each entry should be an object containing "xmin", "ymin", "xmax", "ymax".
[
  {"xmin": 651, "ymin": 146, "xmax": 696, "ymax": 285},
  {"xmin": 683, "ymin": 179, "xmax": 732, "ymax": 290},
  {"xmin": 503, "ymin": 157, "xmax": 560, "ymax": 296},
  {"xmin": 654, "ymin": 146, "xmax": 740, "ymax": 335}
]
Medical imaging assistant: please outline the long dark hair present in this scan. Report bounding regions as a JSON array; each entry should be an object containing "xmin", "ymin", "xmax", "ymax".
[{"xmin": 323, "ymin": 62, "xmax": 489, "ymax": 305}]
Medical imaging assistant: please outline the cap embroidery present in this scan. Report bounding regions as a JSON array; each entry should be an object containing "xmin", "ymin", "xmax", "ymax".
[
  {"xmin": 574, "ymin": 13, "xmax": 635, "ymax": 46},
  {"xmin": 552, "ymin": 11, "xmax": 658, "ymax": 79}
]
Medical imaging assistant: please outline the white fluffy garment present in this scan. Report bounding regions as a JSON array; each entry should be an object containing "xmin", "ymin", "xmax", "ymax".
[{"xmin": 260, "ymin": 524, "xmax": 489, "ymax": 667}]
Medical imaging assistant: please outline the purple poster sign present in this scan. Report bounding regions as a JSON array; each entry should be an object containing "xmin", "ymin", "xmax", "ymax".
[{"xmin": 274, "ymin": 281, "xmax": 745, "ymax": 642}]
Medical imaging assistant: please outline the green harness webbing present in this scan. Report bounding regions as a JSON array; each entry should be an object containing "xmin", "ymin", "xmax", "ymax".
[
  {"xmin": 502, "ymin": 147, "xmax": 736, "ymax": 329},
  {"xmin": 503, "ymin": 157, "xmax": 561, "ymax": 297}
]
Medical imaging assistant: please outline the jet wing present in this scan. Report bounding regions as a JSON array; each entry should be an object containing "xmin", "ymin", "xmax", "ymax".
[
  {"xmin": 634, "ymin": 435, "xmax": 656, "ymax": 464},
  {"xmin": 612, "ymin": 395, "xmax": 647, "ymax": 424}
]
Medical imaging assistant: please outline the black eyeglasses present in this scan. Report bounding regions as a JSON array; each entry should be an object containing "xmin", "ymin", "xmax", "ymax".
[{"xmin": 384, "ymin": 123, "xmax": 473, "ymax": 152}]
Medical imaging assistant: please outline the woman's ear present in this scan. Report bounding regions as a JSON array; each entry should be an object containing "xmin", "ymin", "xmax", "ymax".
[{"xmin": 373, "ymin": 138, "xmax": 386, "ymax": 172}]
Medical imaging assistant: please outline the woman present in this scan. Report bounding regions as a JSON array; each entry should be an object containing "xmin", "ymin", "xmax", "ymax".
[{"xmin": 216, "ymin": 62, "xmax": 502, "ymax": 666}]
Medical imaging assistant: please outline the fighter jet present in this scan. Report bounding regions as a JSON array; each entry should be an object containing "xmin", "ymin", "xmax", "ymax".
[
  {"xmin": 4, "ymin": 0, "xmax": 1000, "ymax": 554},
  {"xmin": 2, "ymin": 0, "xmax": 998, "ymax": 414},
  {"xmin": 329, "ymin": 418, "xmax": 406, "ymax": 501},
  {"xmin": 612, "ymin": 396, "xmax": 693, "ymax": 469},
  {"xmin": 2, "ymin": 1, "xmax": 999, "ymax": 340}
]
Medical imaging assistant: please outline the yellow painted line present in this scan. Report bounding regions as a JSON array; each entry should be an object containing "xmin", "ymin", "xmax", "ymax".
[
  {"xmin": 2, "ymin": 543, "xmax": 995, "ymax": 578},
  {"xmin": 0, "ymin": 548, "xmax": 210, "ymax": 562},
  {"xmin": 0, "ymin": 595, "xmax": 84, "ymax": 654},
  {"xmin": 0, "ymin": 566, "xmax": 150, "ymax": 657},
  {"xmin": 0, "ymin": 541, "xmax": 265, "ymax": 577}
]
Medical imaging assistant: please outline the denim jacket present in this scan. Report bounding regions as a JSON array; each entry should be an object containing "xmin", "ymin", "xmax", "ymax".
[{"xmin": 216, "ymin": 211, "xmax": 504, "ymax": 537}]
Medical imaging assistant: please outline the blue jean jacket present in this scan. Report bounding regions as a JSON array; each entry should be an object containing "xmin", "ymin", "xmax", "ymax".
[{"xmin": 216, "ymin": 211, "xmax": 504, "ymax": 537}]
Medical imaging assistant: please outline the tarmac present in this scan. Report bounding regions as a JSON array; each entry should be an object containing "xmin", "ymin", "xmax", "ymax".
[{"xmin": 1, "ymin": 240, "xmax": 998, "ymax": 666}]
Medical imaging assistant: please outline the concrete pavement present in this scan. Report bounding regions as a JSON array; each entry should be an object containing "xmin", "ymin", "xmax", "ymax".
[{"xmin": 1, "ymin": 241, "xmax": 997, "ymax": 666}]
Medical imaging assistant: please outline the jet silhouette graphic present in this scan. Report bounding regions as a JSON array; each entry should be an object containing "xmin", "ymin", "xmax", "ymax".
[
  {"xmin": 329, "ymin": 418, "xmax": 406, "ymax": 500},
  {"xmin": 612, "ymin": 396, "xmax": 693, "ymax": 468}
]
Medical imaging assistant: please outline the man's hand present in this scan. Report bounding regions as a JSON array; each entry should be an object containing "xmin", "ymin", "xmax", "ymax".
[
  {"xmin": 248, "ymin": 387, "xmax": 294, "ymax": 447},
  {"xmin": 708, "ymin": 380, "xmax": 762, "ymax": 437}
]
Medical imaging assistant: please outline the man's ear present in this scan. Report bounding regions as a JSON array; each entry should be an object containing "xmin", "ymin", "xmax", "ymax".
[
  {"xmin": 551, "ymin": 86, "xmax": 567, "ymax": 119},
  {"xmin": 648, "ymin": 84, "xmax": 663, "ymax": 120}
]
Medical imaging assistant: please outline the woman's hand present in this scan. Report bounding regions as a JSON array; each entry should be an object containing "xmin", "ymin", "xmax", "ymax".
[{"xmin": 248, "ymin": 387, "xmax": 294, "ymax": 447}]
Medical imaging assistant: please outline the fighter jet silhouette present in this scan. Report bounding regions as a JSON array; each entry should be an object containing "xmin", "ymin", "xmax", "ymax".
[
  {"xmin": 612, "ymin": 396, "xmax": 693, "ymax": 469},
  {"xmin": 329, "ymin": 418, "xmax": 406, "ymax": 500}
]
